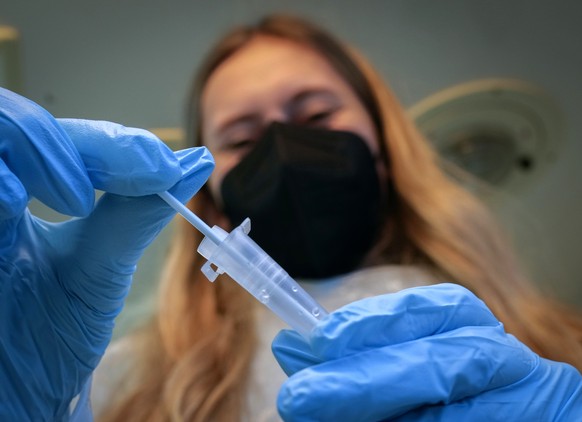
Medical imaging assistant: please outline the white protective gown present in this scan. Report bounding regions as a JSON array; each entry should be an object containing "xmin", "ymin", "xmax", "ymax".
[{"xmin": 92, "ymin": 264, "xmax": 439, "ymax": 421}]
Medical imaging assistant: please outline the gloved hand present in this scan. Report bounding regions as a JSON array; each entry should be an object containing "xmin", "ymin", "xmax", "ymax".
[
  {"xmin": 272, "ymin": 283, "xmax": 582, "ymax": 421},
  {"xmin": 0, "ymin": 87, "xmax": 214, "ymax": 420}
]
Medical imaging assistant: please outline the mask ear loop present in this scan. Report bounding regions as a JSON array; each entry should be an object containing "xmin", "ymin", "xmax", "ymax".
[
  {"xmin": 370, "ymin": 101, "xmax": 391, "ymax": 182},
  {"xmin": 363, "ymin": 115, "xmax": 401, "ymax": 268},
  {"xmin": 371, "ymin": 125, "xmax": 391, "ymax": 205}
]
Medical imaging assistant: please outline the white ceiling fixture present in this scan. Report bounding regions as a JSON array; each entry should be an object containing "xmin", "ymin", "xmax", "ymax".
[{"xmin": 408, "ymin": 79, "xmax": 563, "ymax": 193}]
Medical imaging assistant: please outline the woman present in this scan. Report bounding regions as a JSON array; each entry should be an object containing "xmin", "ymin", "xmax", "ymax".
[{"xmin": 96, "ymin": 14, "xmax": 582, "ymax": 421}]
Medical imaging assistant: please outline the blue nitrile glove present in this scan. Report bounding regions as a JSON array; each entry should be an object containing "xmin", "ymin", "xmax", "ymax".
[
  {"xmin": 272, "ymin": 283, "xmax": 582, "ymax": 421},
  {"xmin": 0, "ymin": 87, "xmax": 214, "ymax": 420}
]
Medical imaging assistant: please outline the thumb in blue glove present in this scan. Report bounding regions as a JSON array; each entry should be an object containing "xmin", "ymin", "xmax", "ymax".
[
  {"xmin": 0, "ymin": 87, "xmax": 214, "ymax": 420},
  {"xmin": 272, "ymin": 283, "xmax": 582, "ymax": 421}
]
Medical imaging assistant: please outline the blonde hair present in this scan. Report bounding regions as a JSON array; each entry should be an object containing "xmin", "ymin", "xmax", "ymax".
[
  {"xmin": 101, "ymin": 190, "xmax": 257, "ymax": 422},
  {"xmin": 354, "ymin": 51, "xmax": 582, "ymax": 360},
  {"xmin": 102, "ymin": 14, "xmax": 582, "ymax": 422}
]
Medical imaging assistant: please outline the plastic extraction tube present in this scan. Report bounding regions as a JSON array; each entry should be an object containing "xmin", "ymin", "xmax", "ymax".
[{"xmin": 157, "ymin": 191, "xmax": 328, "ymax": 339}]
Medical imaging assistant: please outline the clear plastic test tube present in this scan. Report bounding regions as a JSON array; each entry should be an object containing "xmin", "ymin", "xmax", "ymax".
[{"xmin": 158, "ymin": 191, "xmax": 328, "ymax": 339}]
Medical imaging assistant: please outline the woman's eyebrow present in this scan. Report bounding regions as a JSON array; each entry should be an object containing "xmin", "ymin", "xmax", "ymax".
[{"xmin": 290, "ymin": 88, "xmax": 338, "ymax": 105}]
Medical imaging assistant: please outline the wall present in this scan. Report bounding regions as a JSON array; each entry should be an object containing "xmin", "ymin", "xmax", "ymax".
[{"xmin": 2, "ymin": 0, "xmax": 581, "ymax": 337}]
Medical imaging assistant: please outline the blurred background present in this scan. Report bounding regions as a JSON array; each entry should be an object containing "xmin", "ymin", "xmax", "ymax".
[{"xmin": 2, "ymin": 0, "xmax": 581, "ymax": 338}]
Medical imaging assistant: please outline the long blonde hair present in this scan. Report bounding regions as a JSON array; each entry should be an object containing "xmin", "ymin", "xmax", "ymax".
[{"xmin": 103, "ymin": 14, "xmax": 582, "ymax": 422}]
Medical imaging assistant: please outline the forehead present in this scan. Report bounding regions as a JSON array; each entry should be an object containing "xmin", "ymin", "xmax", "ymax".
[{"xmin": 201, "ymin": 36, "xmax": 352, "ymax": 128}]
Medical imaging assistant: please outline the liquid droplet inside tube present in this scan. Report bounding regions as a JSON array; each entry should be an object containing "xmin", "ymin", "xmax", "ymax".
[
  {"xmin": 259, "ymin": 289, "xmax": 270, "ymax": 304},
  {"xmin": 312, "ymin": 307, "xmax": 320, "ymax": 317},
  {"xmin": 291, "ymin": 286, "xmax": 298, "ymax": 292}
]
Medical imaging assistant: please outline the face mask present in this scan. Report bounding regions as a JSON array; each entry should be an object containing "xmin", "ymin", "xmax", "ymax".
[{"xmin": 221, "ymin": 122, "xmax": 383, "ymax": 279}]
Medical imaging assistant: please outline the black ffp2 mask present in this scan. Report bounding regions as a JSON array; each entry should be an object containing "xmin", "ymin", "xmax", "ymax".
[{"xmin": 221, "ymin": 122, "xmax": 382, "ymax": 279}]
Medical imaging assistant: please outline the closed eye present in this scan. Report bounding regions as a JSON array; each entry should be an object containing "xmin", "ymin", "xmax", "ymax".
[
  {"xmin": 297, "ymin": 106, "xmax": 340, "ymax": 126},
  {"xmin": 225, "ymin": 139, "xmax": 256, "ymax": 151},
  {"xmin": 306, "ymin": 110, "xmax": 333, "ymax": 123}
]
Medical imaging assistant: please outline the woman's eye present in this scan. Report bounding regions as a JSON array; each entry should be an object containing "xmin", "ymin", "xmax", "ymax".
[
  {"xmin": 299, "ymin": 107, "xmax": 338, "ymax": 125},
  {"xmin": 226, "ymin": 139, "xmax": 255, "ymax": 151},
  {"xmin": 306, "ymin": 111, "xmax": 332, "ymax": 122}
]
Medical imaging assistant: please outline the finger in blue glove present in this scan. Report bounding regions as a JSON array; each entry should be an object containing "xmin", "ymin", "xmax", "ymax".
[
  {"xmin": 1, "ymin": 88, "xmax": 214, "ymax": 420},
  {"xmin": 272, "ymin": 284, "xmax": 540, "ymax": 422},
  {"xmin": 0, "ymin": 88, "xmax": 94, "ymax": 219},
  {"xmin": 393, "ymin": 357, "xmax": 582, "ymax": 422}
]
